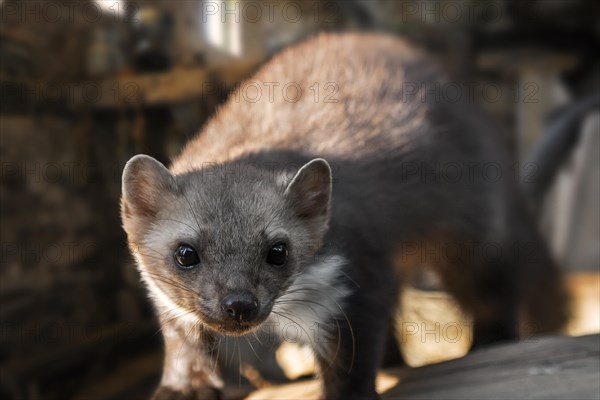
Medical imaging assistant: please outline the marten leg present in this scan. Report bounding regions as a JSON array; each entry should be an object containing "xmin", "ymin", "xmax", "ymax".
[
  {"xmin": 153, "ymin": 322, "xmax": 223, "ymax": 400},
  {"xmin": 315, "ymin": 294, "xmax": 389, "ymax": 400},
  {"xmin": 512, "ymin": 220, "xmax": 570, "ymax": 336},
  {"xmin": 468, "ymin": 255, "xmax": 519, "ymax": 349},
  {"xmin": 435, "ymin": 230, "xmax": 568, "ymax": 350},
  {"xmin": 314, "ymin": 258, "xmax": 398, "ymax": 400},
  {"xmin": 431, "ymin": 240, "xmax": 520, "ymax": 350}
]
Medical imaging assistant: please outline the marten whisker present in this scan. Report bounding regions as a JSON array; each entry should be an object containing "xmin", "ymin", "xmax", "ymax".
[
  {"xmin": 244, "ymin": 335, "xmax": 262, "ymax": 362},
  {"xmin": 280, "ymin": 285, "xmax": 355, "ymax": 372}
]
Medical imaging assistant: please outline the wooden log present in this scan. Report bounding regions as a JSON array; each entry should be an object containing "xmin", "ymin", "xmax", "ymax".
[{"xmin": 247, "ymin": 334, "xmax": 600, "ymax": 400}]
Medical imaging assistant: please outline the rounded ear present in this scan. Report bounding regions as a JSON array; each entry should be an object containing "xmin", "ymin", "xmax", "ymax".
[
  {"xmin": 121, "ymin": 154, "xmax": 177, "ymax": 219},
  {"xmin": 284, "ymin": 158, "xmax": 332, "ymax": 220}
]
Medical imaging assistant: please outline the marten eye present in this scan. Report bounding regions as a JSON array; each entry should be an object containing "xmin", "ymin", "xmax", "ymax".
[
  {"xmin": 267, "ymin": 243, "xmax": 288, "ymax": 266},
  {"xmin": 174, "ymin": 244, "xmax": 200, "ymax": 269}
]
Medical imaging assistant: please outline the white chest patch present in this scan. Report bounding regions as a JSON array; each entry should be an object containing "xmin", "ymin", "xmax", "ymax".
[{"xmin": 266, "ymin": 254, "xmax": 354, "ymax": 359}]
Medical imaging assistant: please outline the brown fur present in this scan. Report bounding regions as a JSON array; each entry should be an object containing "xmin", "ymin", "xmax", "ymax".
[{"xmin": 171, "ymin": 33, "xmax": 438, "ymax": 173}]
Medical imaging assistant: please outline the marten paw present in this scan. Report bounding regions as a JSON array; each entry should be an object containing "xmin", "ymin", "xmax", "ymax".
[{"xmin": 152, "ymin": 386, "xmax": 223, "ymax": 400}]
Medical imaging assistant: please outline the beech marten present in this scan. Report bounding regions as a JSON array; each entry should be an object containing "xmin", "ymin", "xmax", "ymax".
[{"xmin": 121, "ymin": 33, "xmax": 570, "ymax": 400}]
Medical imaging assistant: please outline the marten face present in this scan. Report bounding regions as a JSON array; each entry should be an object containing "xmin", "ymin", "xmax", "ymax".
[{"xmin": 121, "ymin": 155, "xmax": 331, "ymax": 336}]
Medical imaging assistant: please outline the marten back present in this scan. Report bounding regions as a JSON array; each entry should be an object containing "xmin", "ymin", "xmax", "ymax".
[{"xmin": 172, "ymin": 33, "xmax": 460, "ymax": 172}]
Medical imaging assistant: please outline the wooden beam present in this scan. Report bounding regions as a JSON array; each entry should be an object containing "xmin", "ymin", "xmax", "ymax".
[{"xmin": 248, "ymin": 334, "xmax": 600, "ymax": 400}]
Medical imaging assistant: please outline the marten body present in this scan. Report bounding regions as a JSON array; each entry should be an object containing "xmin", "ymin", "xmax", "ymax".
[{"xmin": 121, "ymin": 33, "xmax": 568, "ymax": 400}]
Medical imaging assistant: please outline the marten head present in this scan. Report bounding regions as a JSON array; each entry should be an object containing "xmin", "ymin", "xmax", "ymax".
[{"xmin": 121, "ymin": 155, "xmax": 332, "ymax": 335}]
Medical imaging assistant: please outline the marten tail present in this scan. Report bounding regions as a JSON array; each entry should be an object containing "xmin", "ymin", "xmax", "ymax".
[
  {"xmin": 517, "ymin": 94, "xmax": 599, "ymax": 334},
  {"xmin": 521, "ymin": 93, "xmax": 600, "ymax": 210}
]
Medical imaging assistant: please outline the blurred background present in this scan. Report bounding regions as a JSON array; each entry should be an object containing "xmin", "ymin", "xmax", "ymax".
[{"xmin": 0, "ymin": 1, "xmax": 598, "ymax": 399}]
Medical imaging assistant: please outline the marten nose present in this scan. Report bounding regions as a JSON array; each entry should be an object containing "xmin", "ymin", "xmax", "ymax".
[{"xmin": 221, "ymin": 292, "xmax": 258, "ymax": 322}]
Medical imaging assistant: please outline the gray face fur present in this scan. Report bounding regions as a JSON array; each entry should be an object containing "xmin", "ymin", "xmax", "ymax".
[{"xmin": 121, "ymin": 155, "xmax": 332, "ymax": 336}]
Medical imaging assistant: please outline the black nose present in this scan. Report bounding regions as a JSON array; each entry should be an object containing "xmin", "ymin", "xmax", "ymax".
[{"xmin": 221, "ymin": 292, "xmax": 258, "ymax": 322}]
